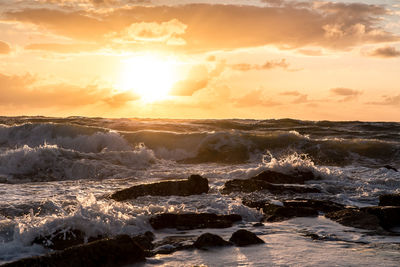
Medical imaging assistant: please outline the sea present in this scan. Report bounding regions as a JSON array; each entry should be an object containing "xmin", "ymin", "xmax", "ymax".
[{"xmin": 0, "ymin": 116, "xmax": 400, "ymax": 266}]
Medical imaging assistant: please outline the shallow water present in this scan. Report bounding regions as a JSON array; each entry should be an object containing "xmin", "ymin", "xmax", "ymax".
[{"xmin": 0, "ymin": 117, "xmax": 399, "ymax": 265}]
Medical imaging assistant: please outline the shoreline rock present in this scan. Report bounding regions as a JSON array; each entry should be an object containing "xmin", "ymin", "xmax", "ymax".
[
  {"xmin": 110, "ymin": 174, "xmax": 209, "ymax": 201},
  {"xmin": 193, "ymin": 233, "xmax": 232, "ymax": 249},
  {"xmin": 229, "ymin": 229, "xmax": 264, "ymax": 246},
  {"xmin": 3, "ymin": 235, "xmax": 146, "ymax": 267},
  {"xmin": 221, "ymin": 170, "xmax": 321, "ymax": 195},
  {"xmin": 149, "ymin": 213, "xmax": 242, "ymax": 230}
]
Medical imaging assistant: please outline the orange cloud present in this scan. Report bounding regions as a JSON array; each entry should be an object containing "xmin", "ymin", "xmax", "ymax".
[
  {"xmin": 368, "ymin": 46, "xmax": 400, "ymax": 58},
  {"xmin": 330, "ymin": 87, "xmax": 362, "ymax": 102},
  {"xmin": 4, "ymin": 3, "xmax": 398, "ymax": 53},
  {"xmin": 0, "ymin": 41, "xmax": 10, "ymax": 54},
  {"xmin": 231, "ymin": 59, "xmax": 289, "ymax": 71},
  {"xmin": 233, "ymin": 89, "xmax": 281, "ymax": 108},
  {"xmin": 0, "ymin": 73, "xmax": 116, "ymax": 107}
]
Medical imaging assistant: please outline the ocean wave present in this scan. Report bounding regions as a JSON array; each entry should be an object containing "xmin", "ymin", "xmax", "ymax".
[
  {"xmin": 0, "ymin": 144, "xmax": 156, "ymax": 183},
  {"xmin": 0, "ymin": 121, "xmax": 399, "ymax": 168}
]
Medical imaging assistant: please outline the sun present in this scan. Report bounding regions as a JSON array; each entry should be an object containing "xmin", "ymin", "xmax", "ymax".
[{"xmin": 117, "ymin": 54, "xmax": 179, "ymax": 102}]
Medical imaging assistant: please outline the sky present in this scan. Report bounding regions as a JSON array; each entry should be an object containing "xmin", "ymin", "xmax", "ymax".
[{"xmin": 0, "ymin": 0, "xmax": 399, "ymax": 121}]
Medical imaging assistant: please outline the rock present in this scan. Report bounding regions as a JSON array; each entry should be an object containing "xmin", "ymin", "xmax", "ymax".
[
  {"xmin": 4, "ymin": 235, "xmax": 146, "ymax": 267},
  {"xmin": 229, "ymin": 229, "xmax": 264, "ymax": 246},
  {"xmin": 110, "ymin": 174, "xmax": 209, "ymax": 201},
  {"xmin": 221, "ymin": 179, "xmax": 320, "ymax": 195},
  {"xmin": 361, "ymin": 206, "xmax": 400, "ymax": 230},
  {"xmin": 153, "ymin": 235, "xmax": 196, "ymax": 255},
  {"xmin": 32, "ymin": 229, "xmax": 103, "ymax": 250},
  {"xmin": 383, "ymin": 165, "xmax": 398, "ymax": 172},
  {"xmin": 282, "ymin": 199, "xmax": 346, "ymax": 213},
  {"xmin": 263, "ymin": 204, "xmax": 318, "ymax": 222},
  {"xmin": 252, "ymin": 170, "xmax": 318, "ymax": 184},
  {"xmin": 149, "ymin": 213, "xmax": 242, "ymax": 230},
  {"xmin": 193, "ymin": 233, "xmax": 231, "ymax": 249},
  {"xmin": 32, "ymin": 228, "xmax": 154, "ymax": 252},
  {"xmin": 379, "ymin": 194, "xmax": 400, "ymax": 206},
  {"xmin": 325, "ymin": 209, "xmax": 382, "ymax": 230}
]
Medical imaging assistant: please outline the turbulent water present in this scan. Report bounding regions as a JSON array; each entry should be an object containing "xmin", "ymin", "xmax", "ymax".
[{"xmin": 1, "ymin": 116, "xmax": 400, "ymax": 266}]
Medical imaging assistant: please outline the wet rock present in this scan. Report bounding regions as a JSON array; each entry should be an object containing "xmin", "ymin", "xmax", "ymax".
[
  {"xmin": 361, "ymin": 206, "xmax": 400, "ymax": 230},
  {"xmin": 282, "ymin": 199, "xmax": 346, "ymax": 213},
  {"xmin": 325, "ymin": 209, "xmax": 382, "ymax": 230},
  {"xmin": 110, "ymin": 174, "xmax": 209, "ymax": 201},
  {"xmin": 252, "ymin": 170, "xmax": 318, "ymax": 184},
  {"xmin": 4, "ymin": 235, "xmax": 146, "ymax": 267},
  {"xmin": 32, "ymin": 229, "xmax": 103, "ymax": 251},
  {"xmin": 153, "ymin": 235, "xmax": 196, "ymax": 254},
  {"xmin": 131, "ymin": 231, "xmax": 155, "ymax": 251},
  {"xmin": 263, "ymin": 204, "xmax": 318, "ymax": 222},
  {"xmin": 379, "ymin": 194, "xmax": 400, "ymax": 206},
  {"xmin": 149, "ymin": 213, "xmax": 242, "ymax": 230},
  {"xmin": 229, "ymin": 229, "xmax": 264, "ymax": 246},
  {"xmin": 221, "ymin": 179, "xmax": 320, "ymax": 194},
  {"xmin": 383, "ymin": 165, "xmax": 398, "ymax": 172},
  {"xmin": 193, "ymin": 233, "xmax": 231, "ymax": 249}
]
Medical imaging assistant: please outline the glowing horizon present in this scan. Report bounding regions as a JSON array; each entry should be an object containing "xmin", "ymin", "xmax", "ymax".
[{"xmin": 0, "ymin": 0, "xmax": 399, "ymax": 121}]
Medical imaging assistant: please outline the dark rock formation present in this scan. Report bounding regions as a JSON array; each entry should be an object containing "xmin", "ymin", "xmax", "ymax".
[
  {"xmin": 153, "ymin": 235, "xmax": 196, "ymax": 255},
  {"xmin": 379, "ymin": 194, "xmax": 400, "ymax": 206},
  {"xmin": 282, "ymin": 199, "xmax": 346, "ymax": 213},
  {"xmin": 229, "ymin": 229, "xmax": 264, "ymax": 246},
  {"xmin": 361, "ymin": 206, "xmax": 400, "ymax": 230},
  {"xmin": 32, "ymin": 229, "xmax": 103, "ymax": 251},
  {"xmin": 252, "ymin": 170, "xmax": 318, "ymax": 184},
  {"xmin": 263, "ymin": 204, "xmax": 318, "ymax": 222},
  {"xmin": 4, "ymin": 235, "xmax": 146, "ymax": 267},
  {"xmin": 383, "ymin": 165, "xmax": 398, "ymax": 172},
  {"xmin": 110, "ymin": 175, "xmax": 209, "ymax": 201},
  {"xmin": 221, "ymin": 179, "xmax": 321, "ymax": 194},
  {"xmin": 325, "ymin": 209, "xmax": 382, "ymax": 230},
  {"xmin": 193, "ymin": 233, "xmax": 231, "ymax": 249},
  {"xmin": 243, "ymin": 198, "xmax": 343, "ymax": 222},
  {"xmin": 149, "ymin": 213, "xmax": 242, "ymax": 230}
]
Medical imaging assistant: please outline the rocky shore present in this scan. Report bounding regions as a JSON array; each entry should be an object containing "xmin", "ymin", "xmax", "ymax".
[{"xmin": 4, "ymin": 171, "xmax": 400, "ymax": 266}]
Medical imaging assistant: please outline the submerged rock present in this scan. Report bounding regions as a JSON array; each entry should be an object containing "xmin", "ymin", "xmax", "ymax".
[
  {"xmin": 149, "ymin": 213, "xmax": 242, "ymax": 230},
  {"xmin": 153, "ymin": 235, "xmax": 196, "ymax": 255},
  {"xmin": 32, "ymin": 229, "xmax": 103, "ymax": 251},
  {"xmin": 361, "ymin": 206, "xmax": 400, "ymax": 230},
  {"xmin": 4, "ymin": 235, "xmax": 146, "ymax": 267},
  {"xmin": 263, "ymin": 204, "xmax": 318, "ymax": 222},
  {"xmin": 383, "ymin": 165, "xmax": 398, "ymax": 172},
  {"xmin": 193, "ymin": 233, "xmax": 232, "ymax": 249},
  {"xmin": 379, "ymin": 194, "xmax": 400, "ymax": 206},
  {"xmin": 229, "ymin": 229, "xmax": 264, "ymax": 246},
  {"xmin": 221, "ymin": 179, "xmax": 321, "ymax": 194},
  {"xmin": 252, "ymin": 170, "xmax": 318, "ymax": 184},
  {"xmin": 282, "ymin": 199, "xmax": 346, "ymax": 213},
  {"xmin": 110, "ymin": 174, "xmax": 209, "ymax": 201},
  {"xmin": 325, "ymin": 209, "xmax": 382, "ymax": 231}
]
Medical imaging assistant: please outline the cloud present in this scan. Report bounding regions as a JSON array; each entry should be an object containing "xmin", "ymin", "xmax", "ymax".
[
  {"xmin": 103, "ymin": 91, "xmax": 140, "ymax": 107},
  {"xmin": 108, "ymin": 19, "xmax": 187, "ymax": 46},
  {"xmin": 368, "ymin": 46, "xmax": 400, "ymax": 58},
  {"xmin": 4, "ymin": 2, "xmax": 398, "ymax": 53},
  {"xmin": 0, "ymin": 73, "xmax": 121, "ymax": 108},
  {"xmin": 0, "ymin": 41, "xmax": 10, "ymax": 54},
  {"xmin": 231, "ymin": 59, "xmax": 289, "ymax": 71},
  {"xmin": 330, "ymin": 87, "xmax": 362, "ymax": 102},
  {"xmin": 170, "ymin": 62, "xmax": 225, "ymax": 96},
  {"xmin": 25, "ymin": 43, "xmax": 102, "ymax": 53},
  {"xmin": 280, "ymin": 90, "xmax": 301, "ymax": 96},
  {"xmin": 368, "ymin": 95, "xmax": 400, "ymax": 106},
  {"xmin": 233, "ymin": 89, "xmax": 281, "ymax": 108}
]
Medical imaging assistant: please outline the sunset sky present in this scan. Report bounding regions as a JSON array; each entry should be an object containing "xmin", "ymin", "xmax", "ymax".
[{"xmin": 0, "ymin": 0, "xmax": 399, "ymax": 121}]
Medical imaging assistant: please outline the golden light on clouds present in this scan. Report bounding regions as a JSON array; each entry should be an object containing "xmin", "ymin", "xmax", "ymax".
[
  {"xmin": 116, "ymin": 54, "xmax": 180, "ymax": 102},
  {"xmin": 0, "ymin": 1, "xmax": 399, "ymax": 120}
]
